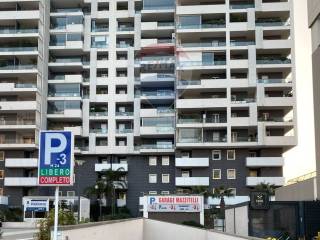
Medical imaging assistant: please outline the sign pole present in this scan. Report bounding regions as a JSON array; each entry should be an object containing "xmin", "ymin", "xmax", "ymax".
[{"xmin": 53, "ymin": 186, "xmax": 59, "ymax": 240}]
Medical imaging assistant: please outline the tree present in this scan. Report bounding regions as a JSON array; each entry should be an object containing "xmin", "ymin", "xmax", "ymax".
[
  {"xmin": 254, "ymin": 183, "xmax": 276, "ymax": 196},
  {"xmin": 35, "ymin": 209, "xmax": 76, "ymax": 240},
  {"xmin": 85, "ymin": 167, "xmax": 127, "ymax": 219},
  {"xmin": 190, "ymin": 186, "xmax": 210, "ymax": 204},
  {"xmin": 212, "ymin": 186, "xmax": 234, "ymax": 216}
]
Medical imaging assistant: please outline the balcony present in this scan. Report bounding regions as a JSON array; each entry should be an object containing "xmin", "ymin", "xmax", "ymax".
[
  {"xmin": 177, "ymin": 60, "xmax": 226, "ymax": 68},
  {"xmin": 0, "ymin": 46, "xmax": 38, "ymax": 54},
  {"xmin": 4, "ymin": 177, "xmax": 38, "ymax": 187},
  {"xmin": 177, "ymin": 98, "xmax": 228, "ymax": 109},
  {"xmin": 230, "ymin": 3, "xmax": 255, "ymax": 9},
  {"xmin": 175, "ymin": 177, "xmax": 209, "ymax": 186},
  {"xmin": 256, "ymin": 19, "xmax": 290, "ymax": 27},
  {"xmin": 0, "ymin": 28, "xmax": 38, "ymax": 35},
  {"xmin": 246, "ymin": 157, "xmax": 284, "ymax": 167},
  {"xmin": 140, "ymin": 126, "xmax": 174, "ymax": 135},
  {"xmin": 0, "ymin": 101, "xmax": 38, "ymax": 111},
  {"xmin": 47, "ymin": 109, "xmax": 82, "ymax": 119},
  {"xmin": 116, "ymin": 129, "xmax": 133, "ymax": 134},
  {"xmin": 177, "ymin": 22, "xmax": 226, "ymax": 30},
  {"xmin": 178, "ymin": 41, "xmax": 226, "ymax": 49},
  {"xmin": 246, "ymin": 177, "xmax": 285, "ymax": 187},
  {"xmin": 136, "ymin": 144, "xmax": 174, "ymax": 153},
  {"xmin": 0, "ymin": 10, "xmax": 40, "ymax": 20},
  {"xmin": 49, "ymin": 74, "xmax": 83, "ymax": 83},
  {"xmin": 140, "ymin": 73, "xmax": 175, "ymax": 83},
  {"xmin": 0, "ymin": 64, "xmax": 37, "ymax": 72},
  {"xmin": 95, "ymin": 163, "xmax": 128, "ymax": 172},
  {"xmin": 5, "ymin": 158, "xmax": 38, "ymax": 168},
  {"xmin": 256, "ymin": 58, "xmax": 291, "ymax": 65},
  {"xmin": 257, "ymin": 78, "xmax": 292, "ymax": 84},
  {"xmin": 175, "ymin": 158, "xmax": 209, "ymax": 168}
]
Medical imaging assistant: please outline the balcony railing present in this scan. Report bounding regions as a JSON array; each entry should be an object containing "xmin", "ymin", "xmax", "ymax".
[
  {"xmin": 258, "ymin": 117, "xmax": 293, "ymax": 122},
  {"xmin": 116, "ymin": 43, "xmax": 133, "ymax": 48},
  {"xmin": 116, "ymin": 129, "xmax": 133, "ymax": 134},
  {"xmin": 142, "ymin": 5, "xmax": 175, "ymax": 10},
  {"xmin": 136, "ymin": 144, "xmax": 174, "ymax": 150},
  {"xmin": 256, "ymin": 59, "xmax": 291, "ymax": 64},
  {"xmin": 0, "ymin": 29, "xmax": 38, "ymax": 34},
  {"xmin": 230, "ymin": 3, "xmax": 255, "ymax": 9},
  {"xmin": 230, "ymin": 41, "xmax": 255, "ymax": 46},
  {"xmin": 177, "ymin": 116, "xmax": 227, "ymax": 124},
  {"xmin": 0, "ymin": 138, "xmax": 35, "ymax": 144},
  {"xmin": 140, "ymin": 90, "xmax": 175, "ymax": 97},
  {"xmin": 231, "ymin": 136, "xmax": 257, "ymax": 142},
  {"xmin": 116, "ymin": 112, "xmax": 134, "ymax": 116},
  {"xmin": 117, "ymin": 26, "xmax": 134, "ymax": 31},
  {"xmin": 231, "ymin": 98, "xmax": 256, "ymax": 103},
  {"xmin": 257, "ymin": 79, "xmax": 292, "ymax": 84},
  {"xmin": 178, "ymin": 61, "xmax": 226, "ymax": 67},
  {"xmin": 0, "ymin": 64, "xmax": 37, "ymax": 70},
  {"xmin": 177, "ymin": 23, "xmax": 226, "ymax": 29},
  {"xmin": 90, "ymin": 129, "xmax": 108, "ymax": 134},
  {"xmin": 15, "ymin": 83, "xmax": 37, "ymax": 88},
  {"xmin": 92, "ymin": 27, "xmax": 109, "ymax": 32},
  {"xmin": 48, "ymin": 92, "xmax": 81, "ymax": 97},
  {"xmin": 0, "ymin": 119, "xmax": 35, "ymax": 125},
  {"xmin": 0, "ymin": 47, "xmax": 38, "ymax": 52},
  {"xmin": 180, "ymin": 42, "xmax": 226, "ymax": 48},
  {"xmin": 256, "ymin": 21, "xmax": 290, "ymax": 27},
  {"xmin": 90, "ymin": 112, "xmax": 108, "ymax": 117},
  {"xmin": 52, "ymin": 8, "xmax": 83, "ymax": 13},
  {"xmin": 178, "ymin": 80, "xmax": 201, "ymax": 86}
]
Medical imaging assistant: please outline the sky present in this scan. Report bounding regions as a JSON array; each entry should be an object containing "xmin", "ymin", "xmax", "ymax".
[{"xmin": 283, "ymin": 0, "xmax": 316, "ymax": 181}]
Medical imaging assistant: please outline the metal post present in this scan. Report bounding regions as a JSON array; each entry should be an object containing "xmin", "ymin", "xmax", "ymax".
[
  {"xmin": 77, "ymin": 172, "xmax": 80, "ymax": 223},
  {"xmin": 53, "ymin": 186, "xmax": 59, "ymax": 240}
]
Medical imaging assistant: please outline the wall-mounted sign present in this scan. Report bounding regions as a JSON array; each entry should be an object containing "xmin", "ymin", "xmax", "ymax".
[
  {"xmin": 38, "ymin": 131, "xmax": 74, "ymax": 186},
  {"xmin": 147, "ymin": 196, "xmax": 202, "ymax": 213},
  {"xmin": 250, "ymin": 191, "xmax": 270, "ymax": 210},
  {"xmin": 24, "ymin": 200, "xmax": 49, "ymax": 212}
]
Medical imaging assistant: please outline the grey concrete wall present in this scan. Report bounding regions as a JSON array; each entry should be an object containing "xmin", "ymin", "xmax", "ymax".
[
  {"xmin": 225, "ymin": 205, "xmax": 249, "ymax": 237},
  {"xmin": 275, "ymin": 177, "xmax": 317, "ymax": 201}
]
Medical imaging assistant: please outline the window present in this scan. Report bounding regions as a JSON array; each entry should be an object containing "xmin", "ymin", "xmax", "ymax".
[
  {"xmin": 149, "ymin": 174, "xmax": 157, "ymax": 183},
  {"xmin": 212, "ymin": 150, "xmax": 221, "ymax": 160},
  {"xmin": 213, "ymin": 169, "xmax": 221, "ymax": 179},
  {"xmin": 229, "ymin": 188, "xmax": 236, "ymax": 196},
  {"xmin": 227, "ymin": 150, "xmax": 236, "ymax": 160},
  {"xmin": 227, "ymin": 169, "xmax": 236, "ymax": 179},
  {"xmin": 149, "ymin": 191, "xmax": 157, "ymax": 195},
  {"xmin": 249, "ymin": 151, "xmax": 257, "ymax": 157},
  {"xmin": 0, "ymin": 170, "xmax": 4, "ymax": 179},
  {"xmin": 149, "ymin": 156, "xmax": 157, "ymax": 166},
  {"xmin": 59, "ymin": 191, "xmax": 63, "ymax": 197},
  {"xmin": 162, "ymin": 174, "xmax": 170, "ymax": 183},
  {"xmin": 181, "ymin": 151, "xmax": 190, "ymax": 158},
  {"xmin": 67, "ymin": 191, "xmax": 75, "ymax": 197},
  {"xmin": 162, "ymin": 156, "xmax": 170, "ymax": 166},
  {"xmin": 0, "ymin": 188, "xmax": 3, "ymax": 196},
  {"xmin": 0, "ymin": 151, "xmax": 4, "ymax": 161}
]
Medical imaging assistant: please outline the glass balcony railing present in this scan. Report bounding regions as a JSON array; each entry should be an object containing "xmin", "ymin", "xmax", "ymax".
[
  {"xmin": 177, "ymin": 23, "xmax": 226, "ymax": 29},
  {"xmin": 116, "ymin": 43, "xmax": 133, "ymax": 48},
  {"xmin": 0, "ymin": 47, "xmax": 38, "ymax": 52},
  {"xmin": 157, "ymin": 108, "xmax": 175, "ymax": 114},
  {"xmin": 204, "ymin": 136, "xmax": 227, "ymax": 143},
  {"xmin": 136, "ymin": 144, "xmax": 174, "ymax": 150},
  {"xmin": 140, "ymin": 56, "xmax": 175, "ymax": 62},
  {"xmin": 231, "ymin": 98, "xmax": 256, "ymax": 103},
  {"xmin": 0, "ymin": 138, "xmax": 35, "ymax": 144},
  {"xmin": 48, "ymin": 92, "xmax": 81, "ymax": 97},
  {"xmin": 256, "ymin": 59, "xmax": 291, "ymax": 64},
  {"xmin": 50, "ymin": 58, "xmax": 84, "ymax": 64},
  {"xmin": 116, "ymin": 112, "xmax": 134, "ymax": 116},
  {"xmin": 230, "ymin": 41, "xmax": 255, "ymax": 46},
  {"xmin": 116, "ymin": 129, "xmax": 133, "ymax": 134},
  {"xmin": 0, "ymin": 64, "xmax": 37, "ymax": 70},
  {"xmin": 258, "ymin": 117, "xmax": 293, "ymax": 122},
  {"xmin": 90, "ymin": 112, "xmax": 108, "ymax": 117},
  {"xmin": 90, "ymin": 128, "xmax": 108, "ymax": 134},
  {"xmin": 230, "ymin": 4, "xmax": 255, "ymax": 9},
  {"xmin": 0, "ymin": 28, "xmax": 38, "ymax": 34},
  {"xmin": 142, "ymin": 5, "xmax": 175, "ymax": 10},
  {"xmin": 178, "ymin": 61, "xmax": 226, "ymax": 67},
  {"xmin": 178, "ymin": 80, "xmax": 201, "ymax": 86},
  {"xmin": 52, "ymin": 8, "xmax": 83, "ymax": 13},
  {"xmin": 257, "ymin": 79, "xmax": 292, "ymax": 84},
  {"xmin": 15, "ymin": 83, "xmax": 37, "ymax": 88},
  {"xmin": 92, "ymin": 27, "xmax": 109, "ymax": 32},
  {"xmin": 0, "ymin": 119, "xmax": 35, "ymax": 125},
  {"xmin": 158, "ymin": 22, "xmax": 174, "ymax": 27},
  {"xmin": 231, "ymin": 136, "xmax": 257, "ymax": 142},
  {"xmin": 180, "ymin": 42, "xmax": 226, "ymax": 48},
  {"xmin": 140, "ymin": 90, "xmax": 175, "ymax": 97},
  {"xmin": 256, "ymin": 20, "xmax": 290, "ymax": 27},
  {"xmin": 117, "ymin": 26, "xmax": 134, "ymax": 31}
]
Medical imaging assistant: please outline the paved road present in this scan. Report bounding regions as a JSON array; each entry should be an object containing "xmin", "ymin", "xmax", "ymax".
[{"xmin": 1, "ymin": 228, "xmax": 37, "ymax": 240}]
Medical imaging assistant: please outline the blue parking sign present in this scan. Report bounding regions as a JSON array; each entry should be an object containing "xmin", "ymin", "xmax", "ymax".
[{"xmin": 38, "ymin": 131, "xmax": 74, "ymax": 186}]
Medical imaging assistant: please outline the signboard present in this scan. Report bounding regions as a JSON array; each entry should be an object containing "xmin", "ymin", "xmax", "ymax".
[
  {"xmin": 250, "ymin": 191, "xmax": 270, "ymax": 210},
  {"xmin": 24, "ymin": 200, "xmax": 49, "ymax": 212},
  {"xmin": 38, "ymin": 131, "xmax": 74, "ymax": 186},
  {"xmin": 147, "ymin": 196, "xmax": 202, "ymax": 213}
]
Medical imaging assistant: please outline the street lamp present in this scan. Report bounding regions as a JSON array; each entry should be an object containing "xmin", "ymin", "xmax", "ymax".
[
  {"xmin": 95, "ymin": 184, "xmax": 102, "ymax": 221},
  {"xmin": 75, "ymin": 160, "xmax": 85, "ymax": 223}
]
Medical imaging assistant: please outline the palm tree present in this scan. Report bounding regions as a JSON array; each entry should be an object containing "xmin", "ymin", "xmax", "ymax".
[
  {"xmin": 85, "ymin": 167, "xmax": 127, "ymax": 219},
  {"xmin": 254, "ymin": 183, "xmax": 276, "ymax": 196},
  {"xmin": 212, "ymin": 186, "xmax": 234, "ymax": 214},
  {"xmin": 190, "ymin": 186, "xmax": 210, "ymax": 204}
]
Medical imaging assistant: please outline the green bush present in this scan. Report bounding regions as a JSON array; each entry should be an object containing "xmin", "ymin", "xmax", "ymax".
[{"xmin": 35, "ymin": 209, "xmax": 76, "ymax": 240}]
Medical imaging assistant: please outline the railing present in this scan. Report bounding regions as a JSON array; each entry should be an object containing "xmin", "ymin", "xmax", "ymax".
[
  {"xmin": 52, "ymin": 8, "xmax": 83, "ymax": 13},
  {"xmin": 231, "ymin": 136, "xmax": 257, "ymax": 142},
  {"xmin": 0, "ymin": 29, "xmax": 38, "ymax": 34},
  {"xmin": 0, "ymin": 119, "xmax": 35, "ymax": 125},
  {"xmin": 258, "ymin": 117, "xmax": 293, "ymax": 122},
  {"xmin": 157, "ymin": 108, "xmax": 175, "ymax": 114},
  {"xmin": 136, "ymin": 144, "xmax": 174, "ymax": 150},
  {"xmin": 178, "ymin": 61, "xmax": 226, "ymax": 67},
  {"xmin": 178, "ymin": 118, "xmax": 202, "ymax": 124},
  {"xmin": 142, "ymin": 5, "xmax": 175, "ymax": 10},
  {"xmin": 90, "ymin": 112, "xmax": 108, "ymax": 117},
  {"xmin": 256, "ymin": 21, "xmax": 290, "ymax": 27},
  {"xmin": 117, "ymin": 26, "xmax": 134, "ymax": 31},
  {"xmin": 204, "ymin": 136, "xmax": 227, "ymax": 143},
  {"xmin": 141, "ymin": 91, "xmax": 175, "ymax": 97},
  {"xmin": 178, "ymin": 80, "xmax": 201, "ymax": 86},
  {"xmin": 92, "ymin": 43, "xmax": 108, "ymax": 48},
  {"xmin": 230, "ymin": 4, "xmax": 255, "ymax": 9},
  {"xmin": 0, "ymin": 138, "xmax": 35, "ymax": 144},
  {"xmin": 48, "ymin": 92, "xmax": 81, "ymax": 97},
  {"xmin": 116, "ymin": 129, "xmax": 133, "ymax": 134},
  {"xmin": 231, "ymin": 98, "xmax": 256, "ymax": 103},
  {"xmin": 0, "ymin": 47, "xmax": 37, "ymax": 52},
  {"xmin": 257, "ymin": 79, "xmax": 292, "ymax": 84},
  {"xmin": 158, "ymin": 22, "xmax": 174, "ymax": 27},
  {"xmin": 92, "ymin": 28, "xmax": 109, "ymax": 32},
  {"xmin": 116, "ymin": 43, "xmax": 133, "ymax": 48},
  {"xmin": 116, "ymin": 112, "xmax": 133, "ymax": 116},
  {"xmin": 230, "ymin": 41, "xmax": 255, "ymax": 46},
  {"xmin": 0, "ymin": 64, "xmax": 37, "ymax": 70},
  {"xmin": 15, "ymin": 83, "xmax": 37, "ymax": 88},
  {"xmin": 177, "ymin": 23, "xmax": 226, "ymax": 29},
  {"xmin": 90, "ymin": 129, "xmax": 108, "ymax": 134},
  {"xmin": 50, "ymin": 58, "xmax": 83, "ymax": 64},
  {"xmin": 256, "ymin": 59, "xmax": 291, "ymax": 64},
  {"xmin": 180, "ymin": 42, "xmax": 226, "ymax": 48},
  {"xmin": 140, "ymin": 56, "xmax": 175, "ymax": 62}
]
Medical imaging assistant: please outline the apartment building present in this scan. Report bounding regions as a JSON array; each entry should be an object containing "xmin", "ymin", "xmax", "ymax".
[
  {"xmin": 308, "ymin": 0, "xmax": 320, "ymax": 200},
  {"xmin": 0, "ymin": 0, "xmax": 296, "ymax": 217}
]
